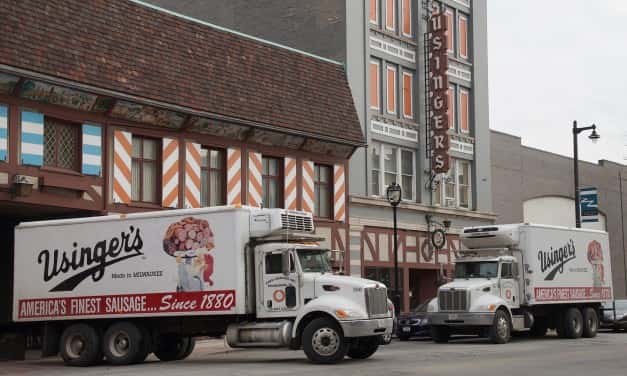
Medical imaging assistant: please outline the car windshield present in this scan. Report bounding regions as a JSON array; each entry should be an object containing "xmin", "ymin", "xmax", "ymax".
[
  {"xmin": 297, "ymin": 249, "xmax": 332, "ymax": 273},
  {"xmin": 412, "ymin": 301, "xmax": 429, "ymax": 313},
  {"xmin": 455, "ymin": 261, "xmax": 498, "ymax": 279}
]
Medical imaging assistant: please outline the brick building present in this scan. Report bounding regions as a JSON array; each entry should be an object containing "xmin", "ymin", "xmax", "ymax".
[
  {"xmin": 0, "ymin": 0, "xmax": 364, "ymax": 322},
  {"xmin": 145, "ymin": 0, "xmax": 497, "ymax": 312}
]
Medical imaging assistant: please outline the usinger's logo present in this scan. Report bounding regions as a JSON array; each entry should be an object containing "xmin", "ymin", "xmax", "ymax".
[
  {"xmin": 37, "ymin": 226, "xmax": 144, "ymax": 292},
  {"xmin": 537, "ymin": 239, "xmax": 576, "ymax": 281}
]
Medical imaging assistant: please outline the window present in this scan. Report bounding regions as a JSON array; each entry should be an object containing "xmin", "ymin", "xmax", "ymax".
[
  {"xmin": 385, "ymin": 0, "xmax": 396, "ymax": 31},
  {"xmin": 458, "ymin": 14, "xmax": 468, "ymax": 59},
  {"xmin": 402, "ymin": 0, "xmax": 411, "ymax": 37},
  {"xmin": 371, "ymin": 144, "xmax": 381, "ymax": 196},
  {"xmin": 314, "ymin": 164, "xmax": 332, "ymax": 219},
  {"xmin": 200, "ymin": 147, "xmax": 226, "ymax": 207},
  {"xmin": 371, "ymin": 142, "xmax": 415, "ymax": 200},
  {"xmin": 370, "ymin": 60, "xmax": 380, "ymax": 110},
  {"xmin": 43, "ymin": 117, "xmax": 79, "ymax": 170},
  {"xmin": 433, "ymin": 159, "xmax": 472, "ymax": 209},
  {"xmin": 445, "ymin": 9, "xmax": 454, "ymax": 53},
  {"xmin": 132, "ymin": 136, "xmax": 160, "ymax": 203},
  {"xmin": 265, "ymin": 253, "xmax": 283, "ymax": 274},
  {"xmin": 501, "ymin": 263, "xmax": 514, "ymax": 279},
  {"xmin": 460, "ymin": 88, "xmax": 470, "ymax": 133},
  {"xmin": 370, "ymin": 0, "xmax": 379, "ymax": 25},
  {"xmin": 447, "ymin": 85, "xmax": 456, "ymax": 130},
  {"xmin": 386, "ymin": 65, "xmax": 397, "ymax": 114},
  {"xmin": 402, "ymin": 72, "xmax": 413, "ymax": 119},
  {"xmin": 262, "ymin": 156, "xmax": 283, "ymax": 208}
]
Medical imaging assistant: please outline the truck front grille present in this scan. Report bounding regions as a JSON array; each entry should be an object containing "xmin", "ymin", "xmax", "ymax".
[
  {"xmin": 365, "ymin": 287, "xmax": 389, "ymax": 318},
  {"xmin": 280, "ymin": 212, "xmax": 314, "ymax": 233},
  {"xmin": 438, "ymin": 289, "xmax": 469, "ymax": 312}
]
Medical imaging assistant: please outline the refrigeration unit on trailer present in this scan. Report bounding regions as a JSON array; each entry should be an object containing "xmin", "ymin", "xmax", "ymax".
[
  {"xmin": 10, "ymin": 206, "xmax": 393, "ymax": 366},
  {"xmin": 428, "ymin": 224, "xmax": 613, "ymax": 344}
]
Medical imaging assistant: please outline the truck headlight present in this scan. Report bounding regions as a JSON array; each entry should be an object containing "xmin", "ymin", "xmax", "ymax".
[
  {"xmin": 478, "ymin": 304, "xmax": 497, "ymax": 312},
  {"xmin": 335, "ymin": 309, "xmax": 360, "ymax": 319}
]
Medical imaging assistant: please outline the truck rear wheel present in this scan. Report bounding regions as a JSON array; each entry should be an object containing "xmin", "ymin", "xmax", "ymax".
[
  {"xmin": 347, "ymin": 336, "xmax": 379, "ymax": 359},
  {"xmin": 103, "ymin": 322, "xmax": 148, "ymax": 365},
  {"xmin": 154, "ymin": 335, "xmax": 195, "ymax": 361},
  {"xmin": 430, "ymin": 325, "xmax": 450, "ymax": 343},
  {"xmin": 582, "ymin": 307, "xmax": 599, "ymax": 338},
  {"xmin": 302, "ymin": 317, "xmax": 349, "ymax": 364},
  {"xmin": 59, "ymin": 323, "xmax": 102, "ymax": 367},
  {"xmin": 488, "ymin": 310, "xmax": 511, "ymax": 344},
  {"xmin": 561, "ymin": 307, "xmax": 583, "ymax": 339}
]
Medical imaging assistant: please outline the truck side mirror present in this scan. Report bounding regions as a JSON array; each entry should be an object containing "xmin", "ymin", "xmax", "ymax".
[{"xmin": 282, "ymin": 251, "xmax": 291, "ymax": 276}]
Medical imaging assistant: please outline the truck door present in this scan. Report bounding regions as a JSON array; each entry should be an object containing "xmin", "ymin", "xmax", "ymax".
[
  {"xmin": 261, "ymin": 250, "xmax": 300, "ymax": 315},
  {"xmin": 500, "ymin": 262, "xmax": 520, "ymax": 308}
]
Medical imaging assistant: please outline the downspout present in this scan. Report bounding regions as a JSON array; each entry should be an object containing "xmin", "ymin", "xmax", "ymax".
[{"xmin": 620, "ymin": 171, "xmax": 627, "ymax": 295}]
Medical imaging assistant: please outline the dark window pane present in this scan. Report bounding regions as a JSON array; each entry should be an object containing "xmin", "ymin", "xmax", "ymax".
[{"xmin": 265, "ymin": 253, "xmax": 283, "ymax": 274}]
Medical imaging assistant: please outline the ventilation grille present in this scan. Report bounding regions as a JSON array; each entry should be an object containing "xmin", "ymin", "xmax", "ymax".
[
  {"xmin": 365, "ymin": 287, "xmax": 389, "ymax": 318},
  {"xmin": 280, "ymin": 212, "xmax": 314, "ymax": 233},
  {"xmin": 438, "ymin": 289, "xmax": 469, "ymax": 312}
]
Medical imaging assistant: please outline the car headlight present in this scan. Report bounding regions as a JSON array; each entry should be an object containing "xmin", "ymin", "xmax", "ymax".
[{"xmin": 422, "ymin": 317, "xmax": 429, "ymax": 324}]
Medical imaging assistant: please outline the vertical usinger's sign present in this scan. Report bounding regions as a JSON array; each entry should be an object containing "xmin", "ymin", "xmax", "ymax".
[
  {"xmin": 428, "ymin": 8, "xmax": 450, "ymax": 174},
  {"xmin": 580, "ymin": 187, "xmax": 599, "ymax": 223}
]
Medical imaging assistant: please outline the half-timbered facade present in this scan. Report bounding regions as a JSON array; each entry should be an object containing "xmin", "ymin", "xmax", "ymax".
[{"xmin": 0, "ymin": 0, "xmax": 364, "ymax": 321}]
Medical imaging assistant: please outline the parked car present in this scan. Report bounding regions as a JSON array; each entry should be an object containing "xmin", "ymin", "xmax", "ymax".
[
  {"xmin": 601, "ymin": 300, "xmax": 627, "ymax": 331},
  {"xmin": 397, "ymin": 301, "xmax": 431, "ymax": 341}
]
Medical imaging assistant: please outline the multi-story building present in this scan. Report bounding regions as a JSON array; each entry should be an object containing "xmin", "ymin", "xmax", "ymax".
[
  {"xmin": 0, "ymin": 0, "xmax": 363, "ymax": 323},
  {"xmin": 492, "ymin": 130, "xmax": 627, "ymax": 298},
  {"xmin": 148, "ymin": 0, "xmax": 496, "ymax": 312}
]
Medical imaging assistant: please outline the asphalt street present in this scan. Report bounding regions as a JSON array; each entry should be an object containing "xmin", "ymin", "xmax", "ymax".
[{"xmin": 3, "ymin": 331, "xmax": 627, "ymax": 376}]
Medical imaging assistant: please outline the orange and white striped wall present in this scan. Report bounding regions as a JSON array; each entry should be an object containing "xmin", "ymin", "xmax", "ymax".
[{"xmin": 161, "ymin": 138, "xmax": 179, "ymax": 208}]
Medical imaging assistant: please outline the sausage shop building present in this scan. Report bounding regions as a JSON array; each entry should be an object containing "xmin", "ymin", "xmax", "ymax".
[{"xmin": 0, "ymin": 0, "xmax": 364, "ymax": 324}]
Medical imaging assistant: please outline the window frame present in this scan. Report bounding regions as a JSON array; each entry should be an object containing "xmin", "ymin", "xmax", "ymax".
[
  {"xmin": 402, "ymin": 71, "xmax": 413, "ymax": 119},
  {"xmin": 459, "ymin": 87, "xmax": 470, "ymax": 134},
  {"xmin": 433, "ymin": 159, "xmax": 473, "ymax": 209},
  {"xmin": 261, "ymin": 155, "xmax": 284, "ymax": 209},
  {"xmin": 43, "ymin": 116, "xmax": 81, "ymax": 172},
  {"xmin": 447, "ymin": 84, "xmax": 456, "ymax": 130},
  {"xmin": 131, "ymin": 135, "xmax": 161, "ymax": 204},
  {"xmin": 200, "ymin": 146, "xmax": 227, "ymax": 207},
  {"xmin": 386, "ymin": 64, "xmax": 397, "ymax": 115},
  {"xmin": 313, "ymin": 163, "xmax": 333, "ymax": 219},
  {"xmin": 385, "ymin": 0, "xmax": 396, "ymax": 32},
  {"xmin": 458, "ymin": 13, "xmax": 469, "ymax": 59},
  {"xmin": 445, "ymin": 9, "xmax": 455, "ymax": 54},
  {"xmin": 401, "ymin": 0, "xmax": 412, "ymax": 37},
  {"xmin": 370, "ymin": 0, "xmax": 379, "ymax": 25},
  {"xmin": 370, "ymin": 59, "xmax": 381, "ymax": 110},
  {"xmin": 371, "ymin": 141, "xmax": 415, "ymax": 201}
]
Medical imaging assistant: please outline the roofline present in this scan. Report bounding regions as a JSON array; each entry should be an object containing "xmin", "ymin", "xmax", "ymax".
[
  {"xmin": 1, "ymin": 64, "xmax": 364, "ymax": 148},
  {"xmin": 129, "ymin": 0, "xmax": 343, "ymax": 67}
]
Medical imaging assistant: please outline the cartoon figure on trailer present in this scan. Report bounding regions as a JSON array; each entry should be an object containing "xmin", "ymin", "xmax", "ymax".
[{"xmin": 163, "ymin": 217, "xmax": 216, "ymax": 292}]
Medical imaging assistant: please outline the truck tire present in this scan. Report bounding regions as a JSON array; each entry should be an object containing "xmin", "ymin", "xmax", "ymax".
[
  {"xmin": 562, "ymin": 307, "xmax": 583, "ymax": 339},
  {"xmin": 430, "ymin": 326, "xmax": 450, "ymax": 343},
  {"xmin": 59, "ymin": 323, "xmax": 102, "ymax": 367},
  {"xmin": 582, "ymin": 307, "xmax": 599, "ymax": 338},
  {"xmin": 103, "ymin": 322, "xmax": 147, "ymax": 365},
  {"xmin": 347, "ymin": 336, "xmax": 380, "ymax": 359},
  {"xmin": 302, "ymin": 317, "xmax": 349, "ymax": 364},
  {"xmin": 488, "ymin": 310, "xmax": 511, "ymax": 344},
  {"xmin": 154, "ymin": 335, "xmax": 194, "ymax": 362}
]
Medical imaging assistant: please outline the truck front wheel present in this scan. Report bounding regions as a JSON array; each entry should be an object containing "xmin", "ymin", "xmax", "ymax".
[
  {"xmin": 347, "ymin": 336, "xmax": 380, "ymax": 359},
  {"xmin": 488, "ymin": 310, "xmax": 511, "ymax": 344},
  {"xmin": 59, "ymin": 323, "xmax": 102, "ymax": 367},
  {"xmin": 582, "ymin": 307, "xmax": 598, "ymax": 338},
  {"xmin": 102, "ymin": 322, "xmax": 149, "ymax": 365},
  {"xmin": 302, "ymin": 317, "xmax": 349, "ymax": 364},
  {"xmin": 561, "ymin": 308, "xmax": 583, "ymax": 339},
  {"xmin": 430, "ymin": 325, "xmax": 450, "ymax": 343}
]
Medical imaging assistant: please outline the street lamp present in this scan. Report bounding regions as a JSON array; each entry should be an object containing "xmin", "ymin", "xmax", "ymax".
[
  {"xmin": 573, "ymin": 121, "xmax": 600, "ymax": 228},
  {"xmin": 386, "ymin": 182, "xmax": 402, "ymax": 314}
]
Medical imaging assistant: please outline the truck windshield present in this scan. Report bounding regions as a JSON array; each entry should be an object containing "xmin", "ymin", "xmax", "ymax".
[
  {"xmin": 297, "ymin": 249, "xmax": 332, "ymax": 273},
  {"xmin": 455, "ymin": 261, "xmax": 498, "ymax": 279}
]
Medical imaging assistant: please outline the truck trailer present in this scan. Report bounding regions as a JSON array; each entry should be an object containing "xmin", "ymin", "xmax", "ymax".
[
  {"xmin": 8, "ymin": 206, "xmax": 393, "ymax": 366},
  {"xmin": 428, "ymin": 224, "xmax": 613, "ymax": 344}
]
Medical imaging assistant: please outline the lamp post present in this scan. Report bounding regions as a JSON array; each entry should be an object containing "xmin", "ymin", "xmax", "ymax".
[
  {"xmin": 573, "ymin": 121, "xmax": 600, "ymax": 228},
  {"xmin": 386, "ymin": 182, "xmax": 402, "ymax": 314}
]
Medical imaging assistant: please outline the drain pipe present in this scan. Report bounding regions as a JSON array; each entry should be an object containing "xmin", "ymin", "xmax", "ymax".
[{"xmin": 620, "ymin": 171, "xmax": 627, "ymax": 295}]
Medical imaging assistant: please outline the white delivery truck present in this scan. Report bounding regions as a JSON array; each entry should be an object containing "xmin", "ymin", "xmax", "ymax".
[
  {"xmin": 428, "ymin": 224, "xmax": 613, "ymax": 344},
  {"xmin": 11, "ymin": 206, "xmax": 392, "ymax": 366}
]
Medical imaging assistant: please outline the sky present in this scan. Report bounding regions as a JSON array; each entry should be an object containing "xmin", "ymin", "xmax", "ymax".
[{"xmin": 488, "ymin": 0, "xmax": 627, "ymax": 164}]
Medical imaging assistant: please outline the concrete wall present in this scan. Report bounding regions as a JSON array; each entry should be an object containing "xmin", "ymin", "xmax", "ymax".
[
  {"xmin": 146, "ymin": 0, "xmax": 347, "ymax": 62},
  {"xmin": 491, "ymin": 130, "xmax": 627, "ymax": 298}
]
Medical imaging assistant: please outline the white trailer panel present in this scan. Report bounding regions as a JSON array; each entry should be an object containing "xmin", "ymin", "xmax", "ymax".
[
  {"xmin": 12, "ymin": 207, "xmax": 253, "ymax": 322},
  {"xmin": 521, "ymin": 225, "xmax": 613, "ymax": 305}
]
